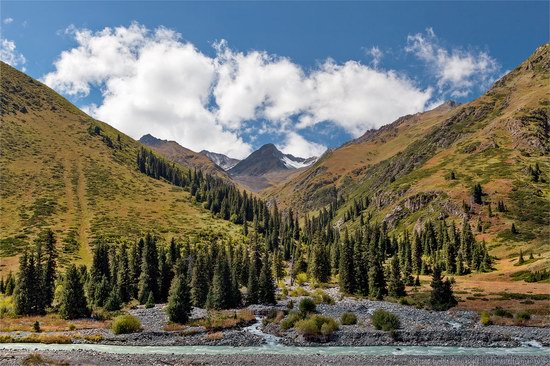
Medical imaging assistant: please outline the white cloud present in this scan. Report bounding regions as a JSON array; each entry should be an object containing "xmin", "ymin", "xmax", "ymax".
[
  {"xmin": 278, "ymin": 131, "xmax": 326, "ymax": 158},
  {"xmin": 42, "ymin": 23, "xmax": 441, "ymax": 158},
  {"xmin": 43, "ymin": 23, "xmax": 252, "ymax": 159},
  {"xmin": 0, "ymin": 38, "xmax": 26, "ymax": 69},
  {"xmin": 365, "ymin": 46, "xmax": 383, "ymax": 68},
  {"xmin": 3, "ymin": 17, "xmax": 14, "ymax": 24},
  {"xmin": 406, "ymin": 28, "xmax": 500, "ymax": 97}
]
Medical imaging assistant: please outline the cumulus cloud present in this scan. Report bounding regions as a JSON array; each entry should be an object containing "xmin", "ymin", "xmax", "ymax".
[
  {"xmin": 0, "ymin": 38, "xmax": 26, "ymax": 69},
  {"xmin": 278, "ymin": 131, "xmax": 327, "ymax": 158},
  {"xmin": 406, "ymin": 28, "xmax": 500, "ymax": 97},
  {"xmin": 42, "ymin": 23, "xmax": 443, "ymax": 158},
  {"xmin": 3, "ymin": 17, "xmax": 14, "ymax": 24}
]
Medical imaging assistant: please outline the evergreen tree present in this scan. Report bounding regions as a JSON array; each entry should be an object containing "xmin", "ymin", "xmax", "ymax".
[
  {"xmin": 368, "ymin": 240, "xmax": 387, "ymax": 300},
  {"xmin": 117, "ymin": 245, "xmax": 131, "ymax": 303},
  {"xmin": 190, "ymin": 252, "xmax": 209, "ymax": 307},
  {"xmin": 40, "ymin": 229, "xmax": 57, "ymax": 309},
  {"xmin": 511, "ymin": 223, "xmax": 518, "ymax": 234},
  {"xmin": 5, "ymin": 272, "xmax": 15, "ymax": 296},
  {"xmin": 94, "ymin": 275, "xmax": 110, "ymax": 307},
  {"xmin": 246, "ymin": 253, "xmax": 259, "ymax": 305},
  {"xmin": 309, "ymin": 242, "xmax": 330, "ymax": 283},
  {"xmin": 472, "ymin": 184, "xmax": 483, "ymax": 204},
  {"xmin": 353, "ymin": 230, "xmax": 369, "ymax": 296},
  {"xmin": 429, "ymin": 266, "xmax": 457, "ymax": 311},
  {"xmin": 59, "ymin": 265, "xmax": 90, "ymax": 319},
  {"xmin": 138, "ymin": 234, "xmax": 159, "ymax": 303},
  {"xmin": 105, "ymin": 286, "xmax": 122, "ymax": 311},
  {"xmin": 387, "ymin": 255, "xmax": 406, "ymax": 297},
  {"xmin": 258, "ymin": 252, "xmax": 276, "ymax": 305},
  {"xmin": 338, "ymin": 229, "xmax": 355, "ymax": 294},
  {"xmin": 166, "ymin": 271, "xmax": 192, "ymax": 323},
  {"xmin": 129, "ymin": 238, "xmax": 144, "ymax": 298},
  {"xmin": 158, "ymin": 248, "xmax": 172, "ymax": 303},
  {"xmin": 518, "ymin": 249, "xmax": 525, "ymax": 265},
  {"xmin": 207, "ymin": 252, "xmax": 232, "ymax": 309}
]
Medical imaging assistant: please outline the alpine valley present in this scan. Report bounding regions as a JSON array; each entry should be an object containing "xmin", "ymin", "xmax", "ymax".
[{"xmin": 0, "ymin": 38, "xmax": 549, "ymax": 366}]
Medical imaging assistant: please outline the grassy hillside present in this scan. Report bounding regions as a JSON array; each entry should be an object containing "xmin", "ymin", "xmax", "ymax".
[
  {"xmin": 0, "ymin": 62, "xmax": 244, "ymax": 274},
  {"xmin": 269, "ymin": 44, "xmax": 549, "ymax": 265}
]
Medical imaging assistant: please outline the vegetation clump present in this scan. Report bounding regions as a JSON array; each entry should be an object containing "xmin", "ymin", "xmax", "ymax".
[
  {"xmin": 111, "ymin": 315, "xmax": 142, "ymax": 335},
  {"xmin": 371, "ymin": 309, "xmax": 400, "ymax": 331},
  {"xmin": 295, "ymin": 315, "xmax": 339, "ymax": 341},
  {"xmin": 298, "ymin": 297, "xmax": 317, "ymax": 314},
  {"xmin": 340, "ymin": 312, "xmax": 357, "ymax": 325}
]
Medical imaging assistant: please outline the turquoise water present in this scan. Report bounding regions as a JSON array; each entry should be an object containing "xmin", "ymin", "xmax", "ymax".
[{"xmin": 1, "ymin": 343, "xmax": 548, "ymax": 356}]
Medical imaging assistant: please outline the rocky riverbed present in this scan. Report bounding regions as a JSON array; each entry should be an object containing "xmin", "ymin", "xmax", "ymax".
[{"xmin": 1, "ymin": 296, "xmax": 549, "ymax": 348}]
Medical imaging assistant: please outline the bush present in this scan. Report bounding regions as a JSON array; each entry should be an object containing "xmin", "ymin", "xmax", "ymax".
[
  {"xmin": 340, "ymin": 312, "xmax": 357, "ymax": 325},
  {"xmin": 480, "ymin": 311, "xmax": 492, "ymax": 326},
  {"xmin": 493, "ymin": 307, "xmax": 513, "ymax": 318},
  {"xmin": 280, "ymin": 311, "xmax": 302, "ymax": 330},
  {"xmin": 33, "ymin": 321, "xmax": 41, "ymax": 333},
  {"xmin": 312, "ymin": 290, "xmax": 334, "ymax": 305},
  {"xmin": 299, "ymin": 297, "xmax": 316, "ymax": 314},
  {"xmin": 515, "ymin": 311, "xmax": 531, "ymax": 321},
  {"xmin": 295, "ymin": 315, "xmax": 339, "ymax": 340},
  {"xmin": 295, "ymin": 273, "xmax": 308, "ymax": 285},
  {"xmin": 68, "ymin": 324, "xmax": 76, "ymax": 331},
  {"xmin": 371, "ymin": 309, "xmax": 400, "ymax": 331},
  {"xmin": 111, "ymin": 315, "xmax": 142, "ymax": 335}
]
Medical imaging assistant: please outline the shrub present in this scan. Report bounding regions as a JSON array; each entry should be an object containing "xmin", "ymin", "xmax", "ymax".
[
  {"xmin": 84, "ymin": 334, "xmax": 104, "ymax": 342},
  {"xmin": 515, "ymin": 311, "xmax": 531, "ymax": 321},
  {"xmin": 280, "ymin": 310, "xmax": 302, "ymax": 330},
  {"xmin": 312, "ymin": 290, "xmax": 334, "ymax": 305},
  {"xmin": 295, "ymin": 273, "xmax": 308, "ymax": 285},
  {"xmin": 111, "ymin": 315, "xmax": 142, "ymax": 335},
  {"xmin": 295, "ymin": 315, "xmax": 339, "ymax": 340},
  {"xmin": 371, "ymin": 309, "xmax": 400, "ymax": 331},
  {"xmin": 493, "ymin": 307, "xmax": 513, "ymax": 318},
  {"xmin": 289, "ymin": 287, "xmax": 310, "ymax": 297},
  {"xmin": 480, "ymin": 311, "xmax": 492, "ymax": 326},
  {"xmin": 33, "ymin": 321, "xmax": 41, "ymax": 333},
  {"xmin": 340, "ymin": 312, "xmax": 357, "ymax": 325},
  {"xmin": 299, "ymin": 298, "xmax": 316, "ymax": 314},
  {"xmin": 68, "ymin": 324, "xmax": 76, "ymax": 331}
]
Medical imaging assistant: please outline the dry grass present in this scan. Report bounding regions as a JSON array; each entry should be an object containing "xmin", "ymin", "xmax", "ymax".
[
  {"xmin": 188, "ymin": 309, "xmax": 256, "ymax": 331},
  {"xmin": 164, "ymin": 322, "xmax": 186, "ymax": 331},
  {"xmin": 18, "ymin": 334, "xmax": 72, "ymax": 344},
  {"xmin": 22, "ymin": 353, "xmax": 70, "ymax": 366},
  {"xmin": 205, "ymin": 331, "xmax": 224, "ymax": 340},
  {"xmin": 0, "ymin": 314, "xmax": 108, "ymax": 332}
]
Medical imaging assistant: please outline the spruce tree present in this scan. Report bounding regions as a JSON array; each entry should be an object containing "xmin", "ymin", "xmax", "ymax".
[
  {"xmin": 5, "ymin": 272, "xmax": 15, "ymax": 296},
  {"xmin": 207, "ymin": 252, "xmax": 232, "ymax": 309},
  {"xmin": 105, "ymin": 286, "xmax": 122, "ymax": 311},
  {"xmin": 138, "ymin": 234, "xmax": 159, "ymax": 303},
  {"xmin": 59, "ymin": 265, "xmax": 90, "ymax": 319},
  {"xmin": 158, "ymin": 248, "xmax": 172, "ymax": 303},
  {"xmin": 429, "ymin": 266, "xmax": 457, "ymax": 311},
  {"xmin": 246, "ymin": 253, "xmax": 259, "ymax": 305},
  {"xmin": 338, "ymin": 229, "xmax": 355, "ymax": 294},
  {"xmin": 190, "ymin": 252, "xmax": 209, "ymax": 307},
  {"xmin": 518, "ymin": 249, "xmax": 525, "ymax": 265},
  {"xmin": 368, "ymin": 238, "xmax": 386, "ymax": 300},
  {"xmin": 258, "ymin": 252, "xmax": 276, "ymax": 305},
  {"xmin": 40, "ymin": 229, "xmax": 57, "ymax": 310},
  {"xmin": 166, "ymin": 271, "xmax": 192, "ymax": 323},
  {"xmin": 354, "ymin": 230, "xmax": 369, "ymax": 296},
  {"xmin": 387, "ymin": 255, "xmax": 406, "ymax": 297}
]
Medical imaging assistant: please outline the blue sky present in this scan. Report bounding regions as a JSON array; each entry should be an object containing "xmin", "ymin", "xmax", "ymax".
[{"xmin": 1, "ymin": 1, "xmax": 548, "ymax": 158}]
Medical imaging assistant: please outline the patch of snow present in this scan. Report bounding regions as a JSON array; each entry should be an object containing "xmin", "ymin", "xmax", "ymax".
[{"xmin": 282, "ymin": 156, "xmax": 316, "ymax": 169}]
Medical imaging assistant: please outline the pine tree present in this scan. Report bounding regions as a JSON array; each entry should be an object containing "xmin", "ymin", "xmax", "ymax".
[
  {"xmin": 368, "ymin": 240, "xmax": 386, "ymax": 300},
  {"xmin": 158, "ymin": 248, "xmax": 172, "ymax": 303},
  {"xmin": 387, "ymin": 256, "xmax": 406, "ymax": 297},
  {"xmin": 429, "ymin": 266, "xmax": 457, "ymax": 311},
  {"xmin": 353, "ymin": 230, "xmax": 369, "ymax": 296},
  {"xmin": 511, "ymin": 223, "xmax": 518, "ymax": 234},
  {"xmin": 14, "ymin": 253, "xmax": 32, "ymax": 315},
  {"xmin": 59, "ymin": 265, "xmax": 90, "ymax": 319},
  {"xmin": 338, "ymin": 229, "xmax": 355, "ymax": 294},
  {"xmin": 105, "ymin": 286, "xmax": 122, "ymax": 311},
  {"xmin": 518, "ymin": 249, "xmax": 525, "ymax": 265},
  {"xmin": 246, "ymin": 253, "xmax": 259, "ymax": 305},
  {"xmin": 5, "ymin": 272, "xmax": 15, "ymax": 296},
  {"xmin": 190, "ymin": 252, "xmax": 209, "ymax": 307},
  {"xmin": 310, "ymin": 242, "xmax": 330, "ymax": 283},
  {"xmin": 472, "ymin": 183, "xmax": 483, "ymax": 204},
  {"xmin": 138, "ymin": 234, "xmax": 159, "ymax": 303},
  {"xmin": 41, "ymin": 229, "xmax": 57, "ymax": 310},
  {"xmin": 117, "ymin": 245, "xmax": 131, "ymax": 303},
  {"xmin": 207, "ymin": 252, "xmax": 232, "ymax": 309},
  {"xmin": 166, "ymin": 271, "xmax": 192, "ymax": 323},
  {"xmin": 258, "ymin": 252, "xmax": 276, "ymax": 305},
  {"xmin": 129, "ymin": 238, "xmax": 144, "ymax": 299},
  {"xmin": 94, "ymin": 275, "xmax": 110, "ymax": 307}
]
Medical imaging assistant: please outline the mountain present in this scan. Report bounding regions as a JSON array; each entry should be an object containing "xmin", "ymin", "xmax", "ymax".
[
  {"xmin": 228, "ymin": 143, "xmax": 317, "ymax": 191},
  {"xmin": 269, "ymin": 44, "xmax": 549, "ymax": 259},
  {"xmin": 139, "ymin": 134, "xmax": 227, "ymax": 178},
  {"xmin": 200, "ymin": 150, "xmax": 240, "ymax": 171},
  {"xmin": 0, "ymin": 62, "xmax": 244, "ymax": 274}
]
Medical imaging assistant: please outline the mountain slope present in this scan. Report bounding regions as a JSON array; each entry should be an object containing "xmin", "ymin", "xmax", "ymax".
[
  {"xmin": 0, "ymin": 62, "xmax": 243, "ymax": 273},
  {"xmin": 273, "ymin": 44, "xmax": 549, "ymax": 262},
  {"xmin": 200, "ymin": 150, "xmax": 240, "ymax": 171},
  {"xmin": 228, "ymin": 143, "xmax": 316, "ymax": 191},
  {"xmin": 139, "ymin": 134, "xmax": 228, "ymax": 178}
]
